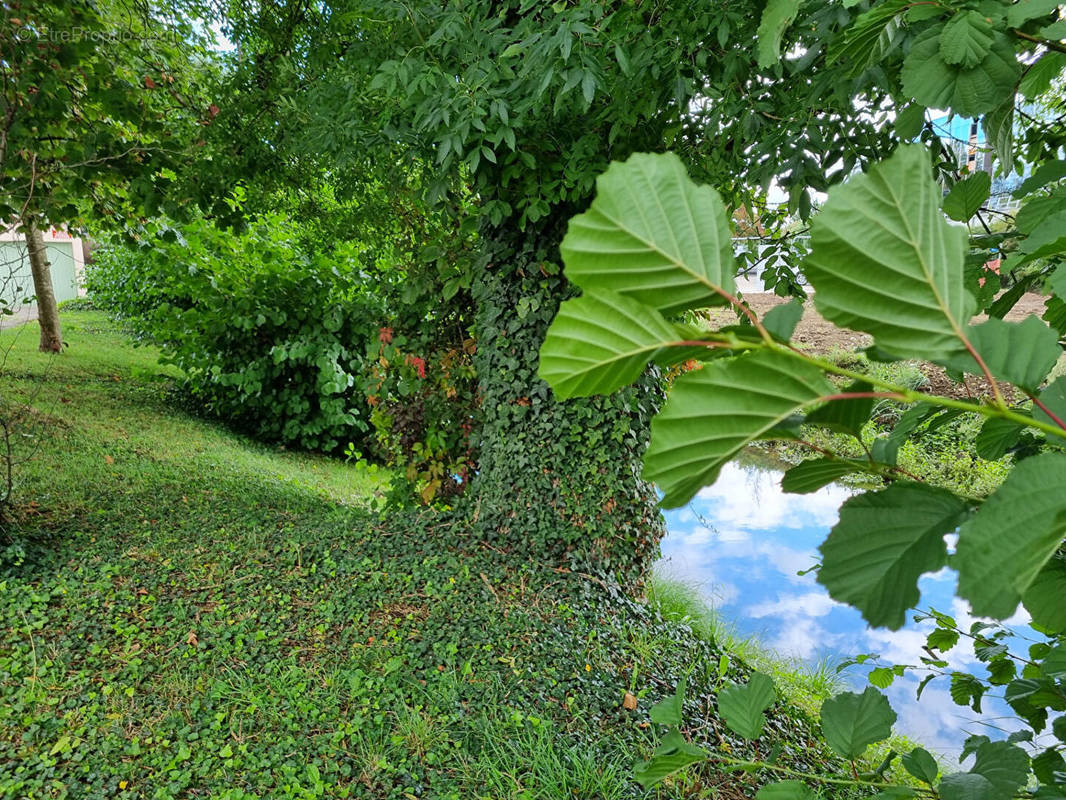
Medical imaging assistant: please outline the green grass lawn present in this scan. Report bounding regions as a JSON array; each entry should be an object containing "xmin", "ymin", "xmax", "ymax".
[{"xmin": 0, "ymin": 313, "xmax": 846, "ymax": 800}]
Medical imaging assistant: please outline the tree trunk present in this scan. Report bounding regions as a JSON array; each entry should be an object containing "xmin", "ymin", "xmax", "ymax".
[
  {"xmin": 25, "ymin": 223, "xmax": 62, "ymax": 352},
  {"xmin": 465, "ymin": 214, "xmax": 664, "ymax": 584}
]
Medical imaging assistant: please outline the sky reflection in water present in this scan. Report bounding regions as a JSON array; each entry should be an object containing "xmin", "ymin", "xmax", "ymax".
[{"xmin": 657, "ymin": 458, "xmax": 1038, "ymax": 763}]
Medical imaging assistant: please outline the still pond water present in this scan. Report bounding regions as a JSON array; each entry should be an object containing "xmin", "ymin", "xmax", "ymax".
[{"xmin": 656, "ymin": 456, "xmax": 1037, "ymax": 763}]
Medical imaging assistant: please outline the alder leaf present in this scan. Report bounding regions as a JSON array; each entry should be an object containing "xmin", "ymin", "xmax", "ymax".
[
  {"xmin": 634, "ymin": 728, "xmax": 708, "ymax": 788},
  {"xmin": 719, "ymin": 673, "xmax": 777, "ymax": 740},
  {"xmin": 560, "ymin": 152, "xmax": 735, "ymax": 316},
  {"xmin": 805, "ymin": 145, "xmax": 975, "ymax": 362},
  {"xmin": 820, "ymin": 687, "xmax": 897, "ymax": 759},
  {"xmin": 975, "ymin": 417, "xmax": 1025, "ymax": 461},
  {"xmin": 939, "ymin": 11, "xmax": 995, "ymax": 69},
  {"xmin": 943, "ymin": 171, "xmax": 991, "ymax": 222},
  {"xmin": 644, "ymin": 350, "xmax": 833, "ymax": 507},
  {"xmin": 538, "ymin": 290, "xmax": 688, "ymax": 399},
  {"xmin": 902, "ymin": 27, "xmax": 1021, "ymax": 117},
  {"xmin": 955, "ymin": 452, "xmax": 1066, "ymax": 619},
  {"xmin": 818, "ymin": 483, "xmax": 969, "ymax": 630},
  {"xmin": 948, "ymin": 316, "xmax": 1062, "ymax": 391},
  {"xmin": 1023, "ymin": 557, "xmax": 1066, "ymax": 632},
  {"xmin": 781, "ymin": 458, "xmax": 861, "ymax": 494}
]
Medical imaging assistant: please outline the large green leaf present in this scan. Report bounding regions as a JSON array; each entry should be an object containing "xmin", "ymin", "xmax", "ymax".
[
  {"xmin": 634, "ymin": 728, "xmax": 708, "ymax": 788},
  {"xmin": 804, "ymin": 145, "xmax": 975, "ymax": 362},
  {"xmin": 955, "ymin": 452, "xmax": 1066, "ymax": 619},
  {"xmin": 817, "ymin": 483, "xmax": 968, "ymax": 630},
  {"xmin": 538, "ymin": 290, "xmax": 684, "ymax": 399},
  {"xmin": 644, "ymin": 350, "xmax": 833, "ymax": 507},
  {"xmin": 819, "ymin": 687, "xmax": 897, "ymax": 759},
  {"xmin": 940, "ymin": 773, "xmax": 995, "ymax": 800},
  {"xmin": 901, "ymin": 27, "xmax": 1021, "ymax": 117},
  {"xmin": 948, "ymin": 316, "xmax": 1062, "ymax": 391},
  {"xmin": 939, "ymin": 11, "xmax": 995, "ymax": 69},
  {"xmin": 757, "ymin": 0, "xmax": 802, "ymax": 68},
  {"xmin": 718, "ymin": 672, "xmax": 777, "ymax": 740},
  {"xmin": 560, "ymin": 152, "xmax": 735, "ymax": 316},
  {"xmin": 943, "ymin": 171, "xmax": 992, "ymax": 222},
  {"xmin": 970, "ymin": 741, "xmax": 1030, "ymax": 800},
  {"xmin": 1023, "ymin": 557, "xmax": 1066, "ymax": 632}
]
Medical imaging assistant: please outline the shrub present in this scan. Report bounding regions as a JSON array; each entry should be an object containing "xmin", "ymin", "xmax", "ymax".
[{"xmin": 86, "ymin": 215, "xmax": 384, "ymax": 452}]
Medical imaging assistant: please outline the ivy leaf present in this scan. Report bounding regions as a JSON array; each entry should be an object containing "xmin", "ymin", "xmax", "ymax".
[
  {"xmin": 649, "ymin": 677, "xmax": 686, "ymax": 726},
  {"xmin": 762, "ymin": 298, "xmax": 804, "ymax": 342},
  {"xmin": 817, "ymin": 483, "xmax": 968, "ymax": 630},
  {"xmin": 820, "ymin": 687, "xmax": 897, "ymax": 760},
  {"xmin": 975, "ymin": 417, "xmax": 1025, "ymax": 461},
  {"xmin": 955, "ymin": 452, "xmax": 1066, "ymax": 619},
  {"xmin": 970, "ymin": 741, "xmax": 1030, "ymax": 800},
  {"xmin": 940, "ymin": 11, "xmax": 995, "ymax": 68},
  {"xmin": 804, "ymin": 145, "xmax": 975, "ymax": 362},
  {"xmin": 560, "ymin": 152, "xmax": 735, "ymax": 316},
  {"xmin": 538, "ymin": 290, "xmax": 686, "ymax": 399},
  {"xmin": 943, "ymin": 171, "xmax": 992, "ymax": 222},
  {"xmin": 757, "ymin": 781, "xmax": 820, "ymax": 800},
  {"xmin": 718, "ymin": 672, "xmax": 777, "ymax": 740},
  {"xmin": 902, "ymin": 747, "xmax": 940, "ymax": 784},
  {"xmin": 634, "ymin": 728, "xmax": 708, "ymax": 788},
  {"xmin": 901, "ymin": 27, "xmax": 1021, "ymax": 117},
  {"xmin": 757, "ymin": 0, "xmax": 802, "ymax": 68},
  {"xmin": 781, "ymin": 458, "xmax": 860, "ymax": 494},
  {"xmin": 1023, "ymin": 558, "xmax": 1066, "ymax": 632},
  {"xmin": 645, "ymin": 350, "xmax": 832, "ymax": 507},
  {"xmin": 950, "ymin": 316, "xmax": 1062, "ymax": 391}
]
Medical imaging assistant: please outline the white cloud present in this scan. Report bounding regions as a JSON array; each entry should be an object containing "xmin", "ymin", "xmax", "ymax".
[{"xmin": 748, "ymin": 592, "xmax": 841, "ymax": 620}]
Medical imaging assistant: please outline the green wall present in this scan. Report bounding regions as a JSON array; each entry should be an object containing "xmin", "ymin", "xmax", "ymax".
[{"xmin": 0, "ymin": 240, "xmax": 79, "ymax": 307}]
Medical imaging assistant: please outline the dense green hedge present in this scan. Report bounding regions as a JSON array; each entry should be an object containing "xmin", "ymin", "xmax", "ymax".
[{"xmin": 86, "ymin": 217, "xmax": 384, "ymax": 452}]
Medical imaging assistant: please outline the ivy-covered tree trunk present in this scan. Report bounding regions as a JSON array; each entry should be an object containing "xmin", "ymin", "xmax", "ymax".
[
  {"xmin": 467, "ymin": 215, "xmax": 664, "ymax": 582},
  {"xmin": 25, "ymin": 223, "xmax": 63, "ymax": 353}
]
